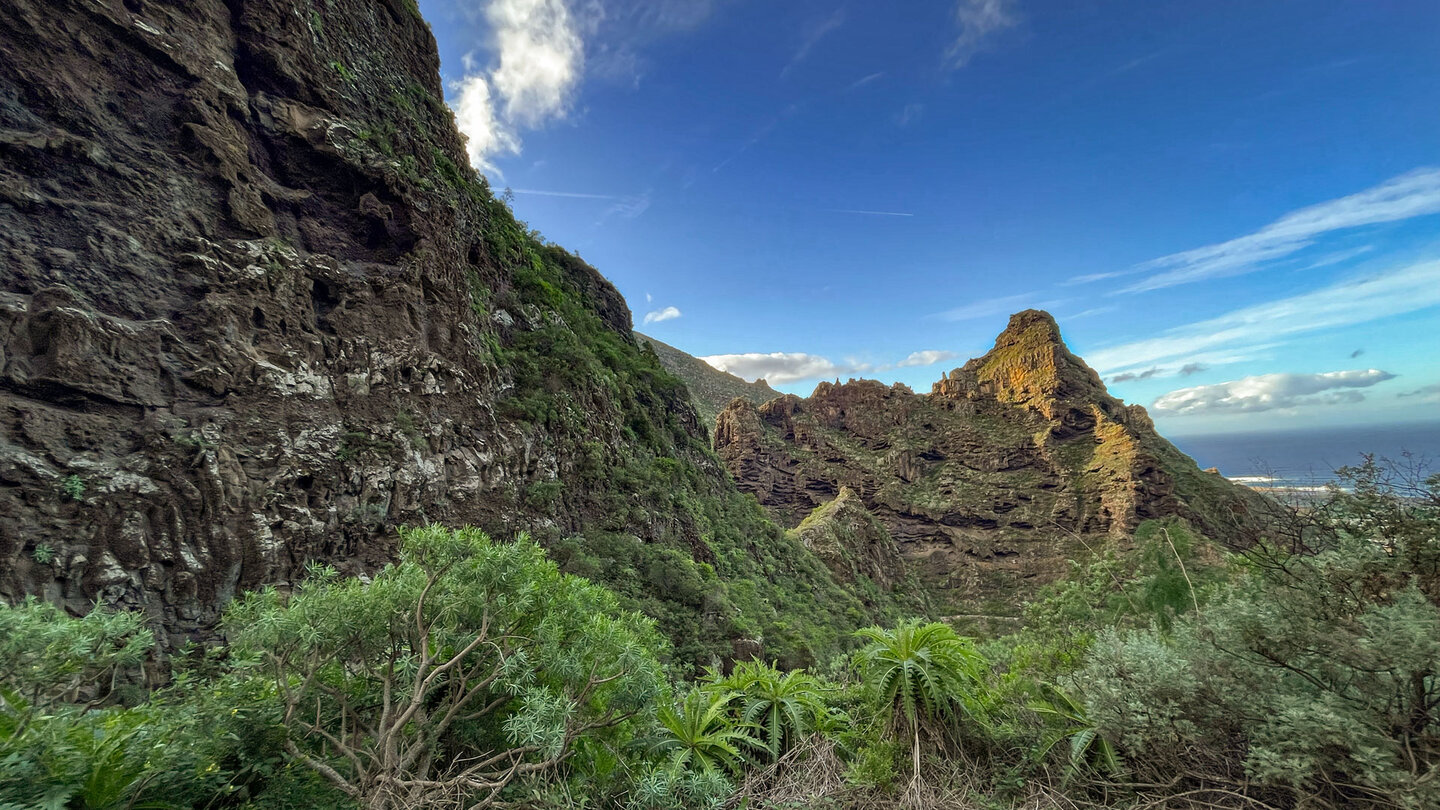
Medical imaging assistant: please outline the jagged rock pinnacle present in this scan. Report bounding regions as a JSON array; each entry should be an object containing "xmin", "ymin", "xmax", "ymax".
[
  {"xmin": 956, "ymin": 309, "xmax": 1106, "ymax": 414},
  {"xmin": 996, "ymin": 309, "xmax": 1063, "ymax": 345}
]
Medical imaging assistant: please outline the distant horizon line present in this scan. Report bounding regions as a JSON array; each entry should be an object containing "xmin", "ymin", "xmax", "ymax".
[{"xmin": 1166, "ymin": 417, "xmax": 1440, "ymax": 441}]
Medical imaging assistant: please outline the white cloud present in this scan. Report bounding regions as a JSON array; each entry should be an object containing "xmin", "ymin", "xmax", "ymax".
[
  {"xmin": 896, "ymin": 350, "xmax": 959, "ymax": 368},
  {"xmin": 489, "ymin": 0, "xmax": 584, "ymax": 124},
  {"xmin": 1118, "ymin": 168, "xmax": 1440, "ymax": 293},
  {"xmin": 701, "ymin": 352, "xmax": 861, "ymax": 385},
  {"xmin": 947, "ymin": 0, "xmax": 1019, "ymax": 67},
  {"xmin": 701, "ymin": 347, "xmax": 960, "ymax": 385},
  {"xmin": 1087, "ymin": 258, "xmax": 1440, "ymax": 375},
  {"xmin": 453, "ymin": 74, "xmax": 520, "ymax": 173},
  {"xmin": 1152, "ymin": 369, "xmax": 1397, "ymax": 415},
  {"xmin": 642, "ymin": 306, "xmax": 681, "ymax": 324},
  {"xmin": 452, "ymin": 0, "xmax": 584, "ymax": 173}
]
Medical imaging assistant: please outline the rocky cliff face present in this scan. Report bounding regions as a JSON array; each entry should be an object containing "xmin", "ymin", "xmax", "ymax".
[
  {"xmin": 715, "ymin": 310, "xmax": 1267, "ymax": 614},
  {"xmin": 0, "ymin": 0, "xmax": 873, "ymax": 665}
]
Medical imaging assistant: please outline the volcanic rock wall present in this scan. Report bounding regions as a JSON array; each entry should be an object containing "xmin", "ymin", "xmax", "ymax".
[{"xmin": 0, "ymin": 0, "xmax": 864, "ymax": 660}]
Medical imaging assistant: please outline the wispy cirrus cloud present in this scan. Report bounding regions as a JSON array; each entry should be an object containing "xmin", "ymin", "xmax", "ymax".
[
  {"xmin": 599, "ymin": 189, "xmax": 652, "ymax": 222},
  {"xmin": 782, "ymin": 7, "xmax": 846, "ymax": 78},
  {"xmin": 1108, "ymin": 168, "xmax": 1440, "ymax": 293},
  {"xmin": 845, "ymin": 71, "xmax": 886, "ymax": 91},
  {"xmin": 642, "ymin": 306, "xmax": 682, "ymax": 325},
  {"xmin": 1066, "ymin": 305, "xmax": 1118, "ymax": 320},
  {"xmin": 826, "ymin": 208, "xmax": 914, "ymax": 217},
  {"xmin": 1298, "ymin": 245, "xmax": 1376, "ymax": 271},
  {"xmin": 712, "ymin": 104, "xmax": 803, "ymax": 173},
  {"xmin": 509, "ymin": 187, "xmax": 653, "ymax": 222},
  {"xmin": 935, "ymin": 292, "xmax": 1063, "ymax": 322},
  {"xmin": 947, "ymin": 0, "xmax": 1019, "ymax": 67},
  {"xmin": 511, "ymin": 188, "xmax": 619, "ymax": 199},
  {"xmin": 1087, "ymin": 258, "xmax": 1440, "ymax": 375},
  {"xmin": 1152, "ymin": 369, "xmax": 1397, "ymax": 415},
  {"xmin": 894, "ymin": 103, "xmax": 924, "ymax": 127},
  {"xmin": 1062, "ymin": 269, "xmax": 1130, "ymax": 287},
  {"xmin": 1105, "ymin": 349, "xmax": 1275, "ymax": 384}
]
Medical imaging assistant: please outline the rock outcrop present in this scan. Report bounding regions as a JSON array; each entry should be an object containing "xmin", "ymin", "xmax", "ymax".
[
  {"xmin": 0, "ymin": 0, "xmax": 874, "ymax": 663},
  {"xmin": 715, "ymin": 310, "xmax": 1268, "ymax": 613},
  {"xmin": 789, "ymin": 486, "xmax": 905, "ymax": 594}
]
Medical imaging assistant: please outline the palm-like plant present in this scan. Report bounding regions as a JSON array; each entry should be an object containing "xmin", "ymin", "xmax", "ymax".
[
  {"xmin": 1029, "ymin": 683, "xmax": 1120, "ymax": 781},
  {"xmin": 714, "ymin": 660, "xmax": 836, "ymax": 762},
  {"xmin": 854, "ymin": 620, "xmax": 985, "ymax": 781},
  {"xmin": 654, "ymin": 690, "xmax": 762, "ymax": 776}
]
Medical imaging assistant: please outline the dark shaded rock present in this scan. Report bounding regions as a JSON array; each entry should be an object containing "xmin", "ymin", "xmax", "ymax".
[{"xmin": 0, "ymin": 0, "xmax": 875, "ymax": 665}]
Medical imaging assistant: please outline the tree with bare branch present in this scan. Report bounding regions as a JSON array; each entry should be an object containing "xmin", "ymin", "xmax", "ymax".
[{"xmin": 225, "ymin": 525, "xmax": 666, "ymax": 810}]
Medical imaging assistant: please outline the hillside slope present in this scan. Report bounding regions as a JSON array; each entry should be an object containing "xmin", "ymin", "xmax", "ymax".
[
  {"xmin": 636, "ymin": 332, "xmax": 781, "ymax": 434},
  {"xmin": 0, "ymin": 0, "xmax": 877, "ymax": 666},
  {"xmin": 715, "ymin": 310, "xmax": 1270, "ymax": 617}
]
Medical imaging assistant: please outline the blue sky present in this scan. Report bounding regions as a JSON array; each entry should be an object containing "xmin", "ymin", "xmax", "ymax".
[{"xmin": 416, "ymin": 0, "xmax": 1440, "ymax": 436}]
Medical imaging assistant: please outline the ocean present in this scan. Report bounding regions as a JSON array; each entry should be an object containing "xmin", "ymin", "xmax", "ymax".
[{"xmin": 1170, "ymin": 421, "xmax": 1440, "ymax": 490}]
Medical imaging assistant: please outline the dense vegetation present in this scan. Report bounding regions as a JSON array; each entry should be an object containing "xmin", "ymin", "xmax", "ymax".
[
  {"xmin": 2, "ymin": 459, "xmax": 1435, "ymax": 809},
  {"xmin": 467, "ymin": 188, "xmax": 892, "ymax": 669}
]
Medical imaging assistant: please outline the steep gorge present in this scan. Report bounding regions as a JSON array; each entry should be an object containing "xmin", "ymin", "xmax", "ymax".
[{"xmin": 0, "ymin": 0, "xmax": 874, "ymax": 666}]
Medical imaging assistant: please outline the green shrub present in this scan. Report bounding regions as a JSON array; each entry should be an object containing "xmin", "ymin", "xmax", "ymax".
[
  {"xmin": 61, "ymin": 474, "xmax": 85, "ymax": 501},
  {"xmin": 1070, "ymin": 461, "xmax": 1440, "ymax": 807},
  {"xmin": 854, "ymin": 620, "xmax": 986, "ymax": 782},
  {"xmin": 225, "ymin": 525, "xmax": 668, "ymax": 810},
  {"xmin": 706, "ymin": 660, "xmax": 839, "ymax": 763},
  {"xmin": 0, "ymin": 600, "xmax": 232, "ymax": 809}
]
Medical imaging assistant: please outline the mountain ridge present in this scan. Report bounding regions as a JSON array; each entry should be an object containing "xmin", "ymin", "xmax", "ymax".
[{"xmin": 714, "ymin": 310, "xmax": 1269, "ymax": 617}]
